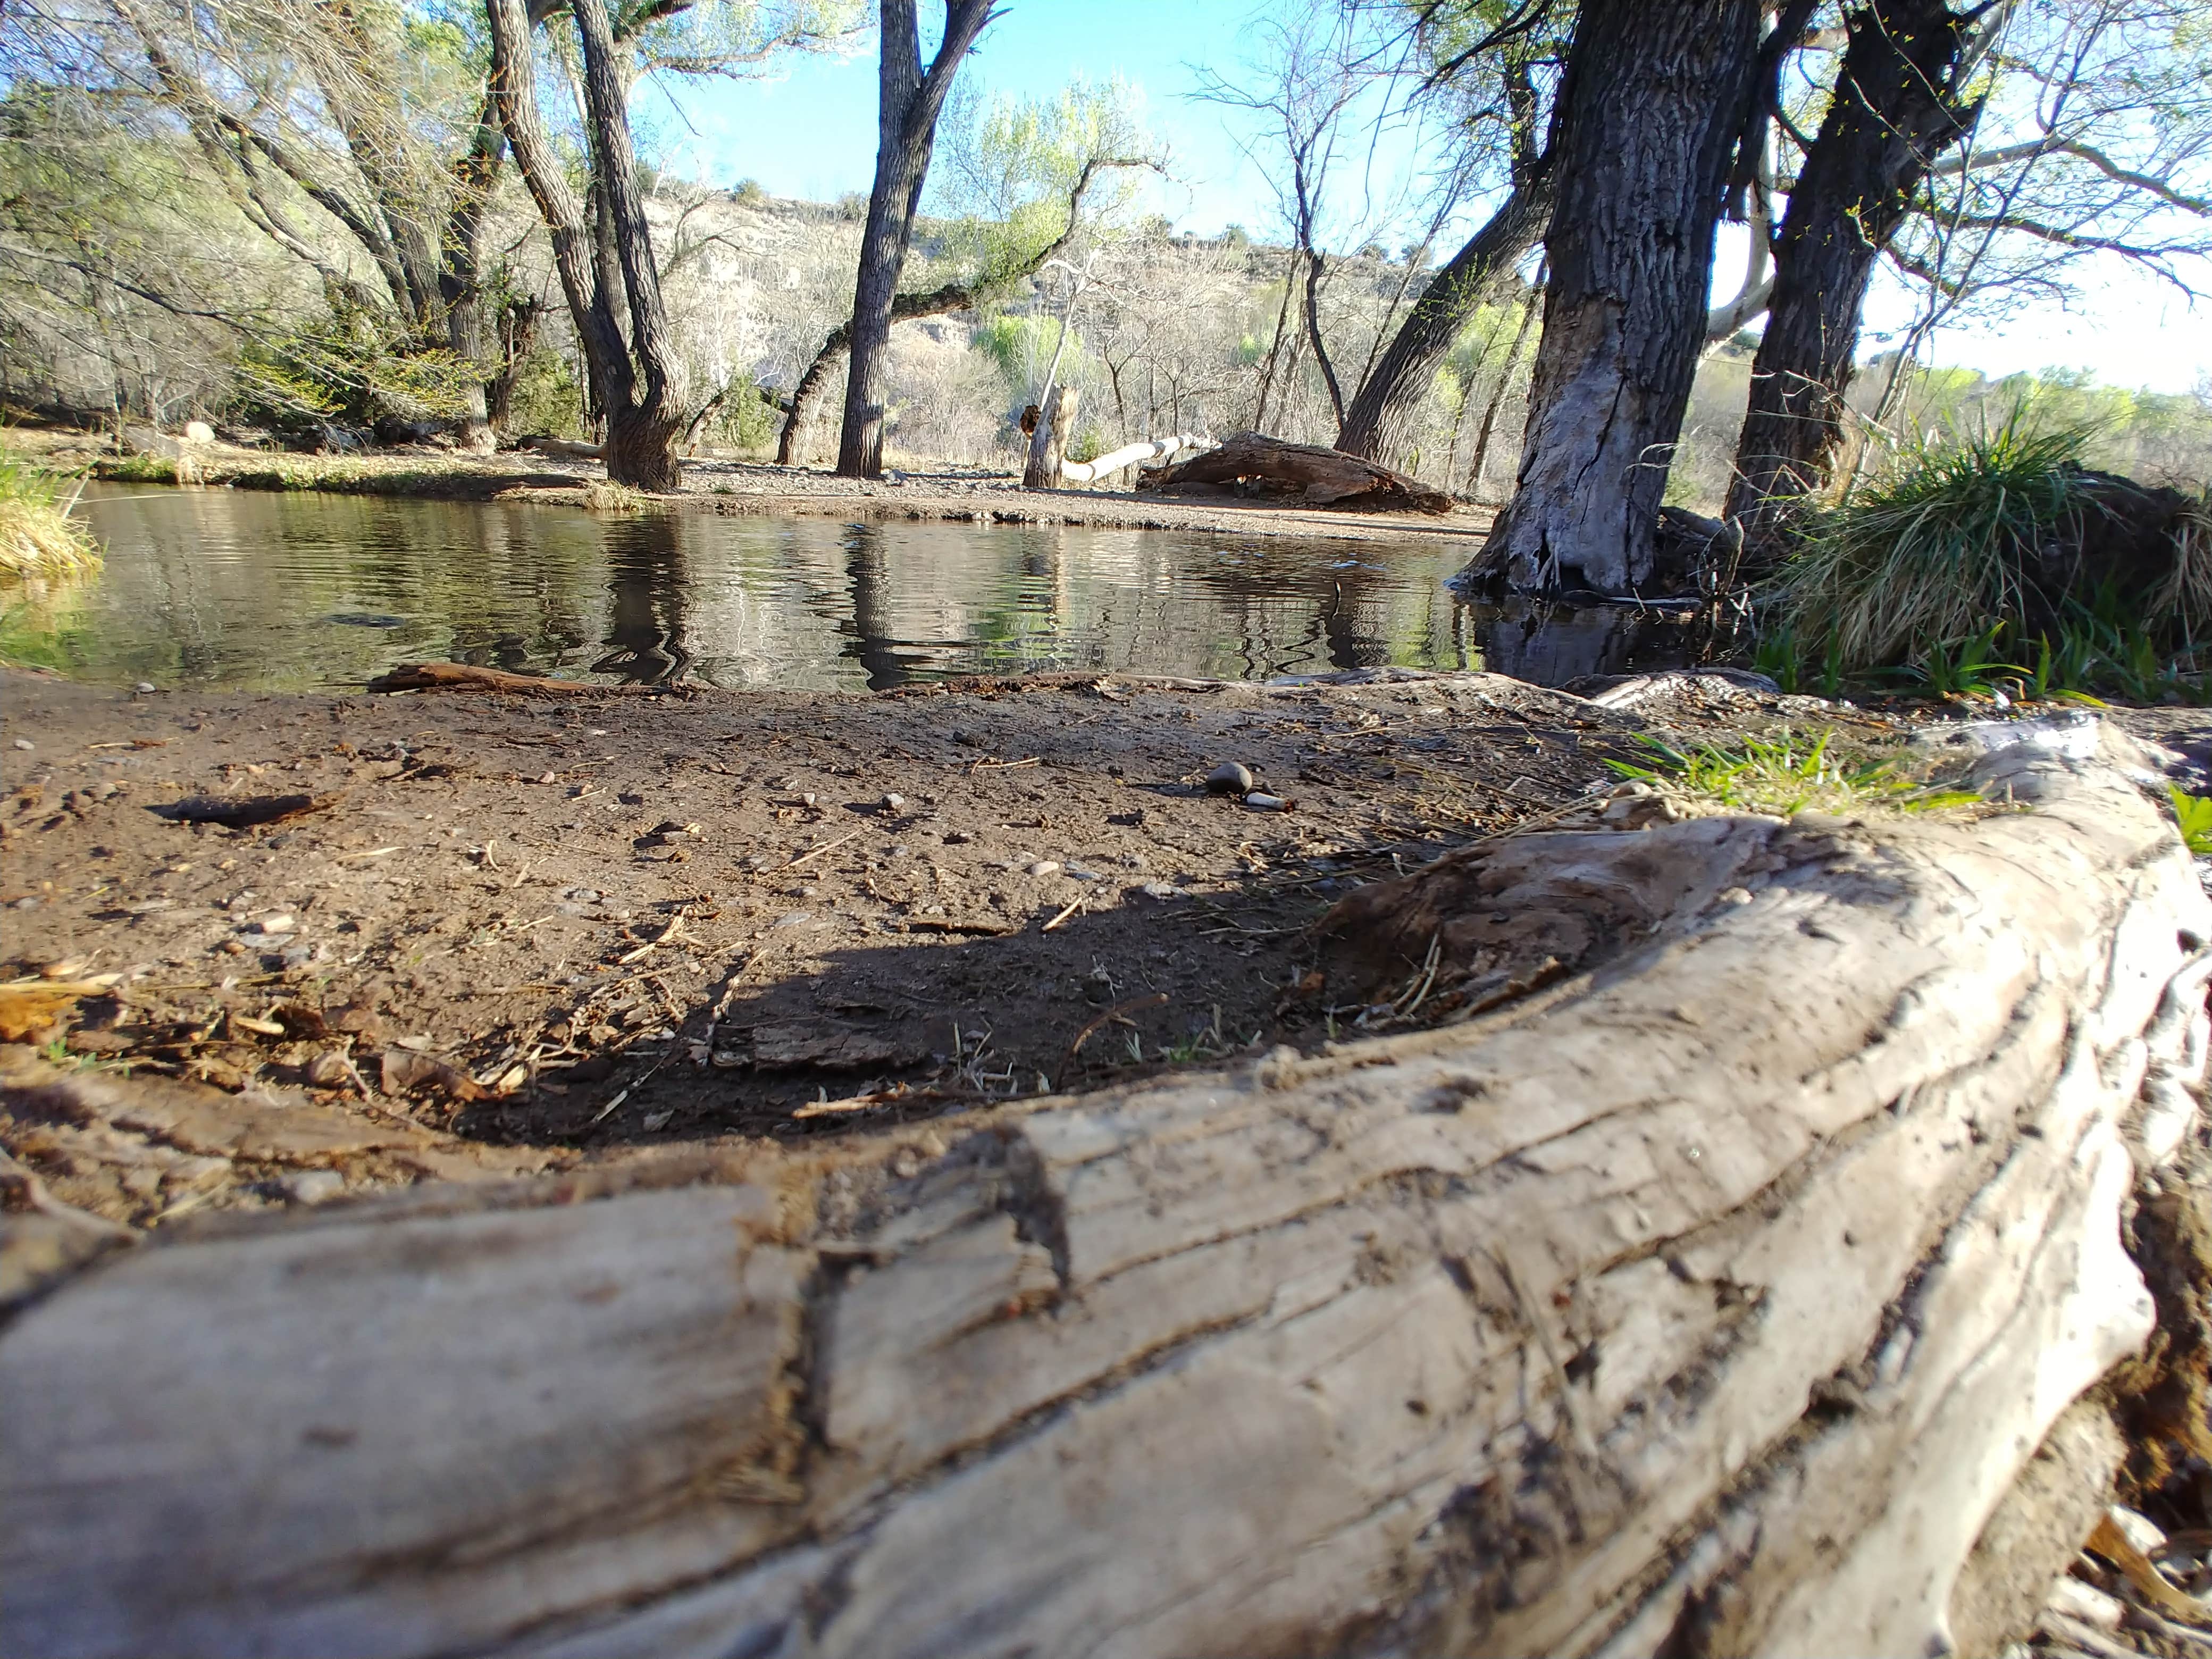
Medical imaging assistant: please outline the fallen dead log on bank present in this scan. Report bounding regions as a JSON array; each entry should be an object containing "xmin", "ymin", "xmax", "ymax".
[
  {"xmin": 1137, "ymin": 430, "xmax": 1455, "ymax": 514},
  {"xmin": 1, "ymin": 724, "xmax": 2206, "ymax": 1658},
  {"xmin": 364, "ymin": 663, "xmax": 661, "ymax": 697}
]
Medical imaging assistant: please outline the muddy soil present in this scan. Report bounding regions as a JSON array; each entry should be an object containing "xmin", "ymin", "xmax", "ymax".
[{"xmin": 0, "ymin": 662, "xmax": 1897, "ymax": 1233}]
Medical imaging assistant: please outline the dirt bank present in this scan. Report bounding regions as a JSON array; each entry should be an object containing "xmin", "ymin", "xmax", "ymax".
[{"xmin": 0, "ymin": 662, "xmax": 1892, "ymax": 1230}]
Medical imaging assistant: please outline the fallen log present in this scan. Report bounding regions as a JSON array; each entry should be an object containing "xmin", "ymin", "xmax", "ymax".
[
  {"xmin": 1137, "ymin": 430, "xmax": 1455, "ymax": 514},
  {"xmin": 1, "ymin": 724, "xmax": 2205, "ymax": 1658},
  {"xmin": 364, "ymin": 663, "xmax": 660, "ymax": 697},
  {"xmin": 1058, "ymin": 432, "xmax": 1208, "ymax": 485}
]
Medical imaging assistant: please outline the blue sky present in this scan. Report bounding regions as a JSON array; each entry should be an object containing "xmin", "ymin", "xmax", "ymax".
[{"xmin": 646, "ymin": 1, "xmax": 2212, "ymax": 396}]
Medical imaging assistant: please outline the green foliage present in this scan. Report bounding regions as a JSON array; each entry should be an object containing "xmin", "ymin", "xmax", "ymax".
[
  {"xmin": 1887, "ymin": 625, "xmax": 2026, "ymax": 697},
  {"xmin": 1608, "ymin": 730, "xmax": 1982, "ymax": 818},
  {"xmin": 697, "ymin": 375, "xmax": 782, "ymax": 454},
  {"xmin": 1774, "ymin": 412, "xmax": 2099, "ymax": 671},
  {"xmin": 501, "ymin": 348, "xmax": 586, "ymax": 439},
  {"xmin": 933, "ymin": 77, "xmax": 1153, "ymax": 298},
  {"xmin": 731, "ymin": 178, "xmax": 768, "ymax": 206},
  {"xmin": 230, "ymin": 306, "xmax": 482, "ymax": 433},
  {"xmin": 2171, "ymin": 786, "xmax": 2212, "ymax": 857},
  {"xmin": 973, "ymin": 315, "xmax": 1080, "ymax": 389}
]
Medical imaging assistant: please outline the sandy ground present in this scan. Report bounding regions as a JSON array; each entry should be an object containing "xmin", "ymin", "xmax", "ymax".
[{"xmin": 0, "ymin": 661, "xmax": 1890, "ymax": 1231}]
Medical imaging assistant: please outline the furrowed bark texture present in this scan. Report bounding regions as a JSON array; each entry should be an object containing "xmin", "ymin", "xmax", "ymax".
[
  {"xmin": 1333, "ymin": 172, "xmax": 1554, "ymax": 467},
  {"xmin": 1478, "ymin": 0, "xmax": 1764, "ymax": 594},
  {"xmin": 1725, "ymin": 1, "xmax": 1978, "ymax": 524},
  {"xmin": 2, "ymin": 722, "xmax": 2205, "ymax": 1659},
  {"xmin": 835, "ymin": 0, "xmax": 993, "ymax": 479}
]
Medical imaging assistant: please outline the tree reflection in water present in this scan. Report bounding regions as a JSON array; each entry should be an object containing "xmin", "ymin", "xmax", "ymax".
[{"xmin": 593, "ymin": 514, "xmax": 693, "ymax": 685}]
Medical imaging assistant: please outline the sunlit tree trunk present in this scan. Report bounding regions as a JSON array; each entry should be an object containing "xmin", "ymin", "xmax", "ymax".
[
  {"xmin": 835, "ymin": 0, "xmax": 994, "ymax": 479},
  {"xmin": 1477, "ymin": 0, "xmax": 1764, "ymax": 594}
]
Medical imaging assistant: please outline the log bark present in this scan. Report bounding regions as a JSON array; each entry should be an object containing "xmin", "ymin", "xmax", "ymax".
[
  {"xmin": 834, "ymin": 0, "xmax": 994, "ymax": 479},
  {"xmin": 1725, "ymin": 0, "xmax": 1981, "ymax": 525},
  {"xmin": 1138, "ymin": 431, "xmax": 1454, "ymax": 514},
  {"xmin": 1474, "ymin": 0, "xmax": 1764, "ymax": 594},
  {"xmin": 3, "ymin": 720, "xmax": 2206, "ymax": 1658}
]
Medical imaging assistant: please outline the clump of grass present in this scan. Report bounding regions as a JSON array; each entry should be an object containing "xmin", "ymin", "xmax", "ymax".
[
  {"xmin": 1774, "ymin": 413, "xmax": 2096, "ymax": 671},
  {"xmin": 581, "ymin": 481, "xmax": 653, "ymax": 514},
  {"xmin": 0, "ymin": 453, "xmax": 100, "ymax": 579},
  {"xmin": 96, "ymin": 451, "xmax": 181, "ymax": 484},
  {"xmin": 1609, "ymin": 728, "xmax": 1982, "ymax": 818}
]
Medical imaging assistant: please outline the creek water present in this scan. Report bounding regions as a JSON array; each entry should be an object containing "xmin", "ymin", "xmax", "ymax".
[{"xmin": 10, "ymin": 485, "xmax": 1681, "ymax": 692}]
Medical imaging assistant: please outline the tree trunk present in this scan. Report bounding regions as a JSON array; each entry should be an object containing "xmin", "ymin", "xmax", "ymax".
[
  {"xmin": 1334, "ymin": 170, "xmax": 1554, "ymax": 466},
  {"xmin": 569, "ymin": 0, "xmax": 683, "ymax": 488},
  {"xmin": 485, "ymin": 0, "xmax": 681, "ymax": 490},
  {"xmin": 835, "ymin": 0, "xmax": 994, "ymax": 479},
  {"xmin": 1023, "ymin": 385, "xmax": 1077, "ymax": 488},
  {"xmin": 4, "ymin": 729, "xmax": 2203, "ymax": 1658},
  {"xmin": 1725, "ymin": 1, "xmax": 1980, "ymax": 525},
  {"xmin": 441, "ymin": 85, "xmax": 510, "ymax": 453},
  {"xmin": 1476, "ymin": 0, "xmax": 1765, "ymax": 594}
]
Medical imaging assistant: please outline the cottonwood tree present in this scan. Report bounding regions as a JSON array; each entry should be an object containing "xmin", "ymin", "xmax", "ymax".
[
  {"xmin": 1715, "ymin": 0, "xmax": 2211, "ymax": 522},
  {"xmin": 835, "ymin": 0, "xmax": 998, "ymax": 478},
  {"xmin": 1724, "ymin": 1, "xmax": 1990, "ymax": 522},
  {"xmin": 1479, "ymin": 0, "xmax": 1770, "ymax": 593},
  {"xmin": 487, "ymin": 0, "xmax": 858, "ymax": 487}
]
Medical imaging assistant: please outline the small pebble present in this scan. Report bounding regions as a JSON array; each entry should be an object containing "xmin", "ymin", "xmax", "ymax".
[
  {"xmin": 134, "ymin": 682, "xmax": 157, "ymax": 694},
  {"xmin": 306, "ymin": 1051, "xmax": 354, "ymax": 1088},
  {"xmin": 255, "ymin": 914, "xmax": 296, "ymax": 934},
  {"xmin": 1027, "ymin": 860, "xmax": 1061, "ymax": 878},
  {"xmin": 278, "ymin": 1170, "xmax": 346, "ymax": 1205},
  {"xmin": 1244, "ymin": 792, "xmax": 1291, "ymax": 812},
  {"xmin": 882, "ymin": 792, "xmax": 906, "ymax": 811},
  {"xmin": 1065, "ymin": 865, "xmax": 1101, "ymax": 881},
  {"xmin": 1205, "ymin": 761, "xmax": 1254, "ymax": 795},
  {"xmin": 11, "ymin": 739, "xmax": 32, "ymax": 752},
  {"xmin": 1142, "ymin": 882, "xmax": 1182, "ymax": 900}
]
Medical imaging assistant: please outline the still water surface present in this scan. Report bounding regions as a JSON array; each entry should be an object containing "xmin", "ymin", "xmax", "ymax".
[{"xmin": 10, "ymin": 487, "xmax": 1668, "ymax": 692}]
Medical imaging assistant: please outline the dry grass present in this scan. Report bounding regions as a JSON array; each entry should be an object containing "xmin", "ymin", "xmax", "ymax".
[{"xmin": 0, "ymin": 454, "xmax": 100, "ymax": 579}]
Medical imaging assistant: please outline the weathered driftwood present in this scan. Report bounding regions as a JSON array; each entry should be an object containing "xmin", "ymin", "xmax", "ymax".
[
  {"xmin": 1137, "ymin": 430, "xmax": 1455, "ymax": 514},
  {"xmin": 2, "ymin": 726, "xmax": 2206, "ymax": 1658}
]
